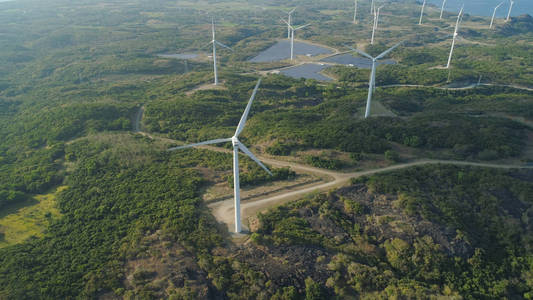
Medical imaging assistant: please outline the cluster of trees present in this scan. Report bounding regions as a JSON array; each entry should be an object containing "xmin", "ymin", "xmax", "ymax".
[
  {"xmin": 0, "ymin": 98, "xmax": 138, "ymax": 210},
  {"xmin": 0, "ymin": 136, "xmax": 225, "ymax": 298},
  {"xmin": 304, "ymin": 155, "xmax": 345, "ymax": 170},
  {"xmin": 252, "ymin": 165, "xmax": 533, "ymax": 299},
  {"xmin": 0, "ymin": 144, "xmax": 64, "ymax": 210},
  {"xmin": 227, "ymin": 166, "xmax": 296, "ymax": 188},
  {"xmin": 379, "ymin": 85, "xmax": 533, "ymax": 118}
]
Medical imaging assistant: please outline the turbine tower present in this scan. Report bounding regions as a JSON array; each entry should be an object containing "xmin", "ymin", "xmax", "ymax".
[
  {"xmin": 353, "ymin": 0, "xmax": 358, "ymax": 24},
  {"xmin": 419, "ymin": 0, "xmax": 427, "ymax": 25},
  {"xmin": 490, "ymin": 2, "xmax": 505, "ymax": 29},
  {"xmin": 282, "ymin": 20, "xmax": 310, "ymax": 61},
  {"xmin": 440, "ymin": 0, "xmax": 447, "ymax": 19},
  {"xmin": 370, "ymin": 5, "xmax": 383, "ymax": 45},
  {"xmin": 375, "ymin": 5, "xmax": 384, "ymax": 30},
  {"xmin": 506, "ymin": 0, "xmax": 514, "ymax": 22},
  {"xmin": 346, "ymin": 42, "xmax": 402, "ymax": 118},
  {"xmin": 209, "ymin": 19, "xmax": 232, "ymax": 85},
  {"xmin": 446, "ymin": 5, "xmax": 464, "ymax": 69},
  {"xmin": 285, "ymin": 8, "xmax": 296, "ymax": 39},
  {"xmin": 168, "ymin": 79, "xmax": 271, "ymax": 233}
]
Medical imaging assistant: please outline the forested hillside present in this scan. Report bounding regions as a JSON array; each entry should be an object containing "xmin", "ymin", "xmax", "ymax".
[
  {"xmin": 245, "ymin": 166, "xmax": 533, "ymax": 299},
  {"xmin": 0, "ymin": 0, "xmax": 532, "ymax": 298}
]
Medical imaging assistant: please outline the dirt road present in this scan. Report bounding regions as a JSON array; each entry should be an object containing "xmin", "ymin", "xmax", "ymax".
[
  {"xmin": 209, "ymin": 158, "xmax": 533, "ymax": 231},
  {"xmin": 379, "ymin": 83, "xmax": 533, "ymax": 92}
]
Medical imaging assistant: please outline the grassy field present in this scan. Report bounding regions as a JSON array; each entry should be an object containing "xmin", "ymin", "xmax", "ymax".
[{"xmin": 0, "ymin": 186, "xmax": 66, "ymax": 248}]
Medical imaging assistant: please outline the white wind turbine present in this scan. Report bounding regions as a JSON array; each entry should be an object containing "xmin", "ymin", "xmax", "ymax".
[
  {"xmin": 446, "ymin": 5, "xmax": 464, "ymax": 69},
  {"xmin": 353, "ymin": 0, "xmax": 358, "ymax": 24},
  {"xmin": 419, "ymin": 0, "xmax": 427, "ymax": 25},
  {"xmin": 370, "ymin": 5, "xmax": 384, "ymax": 45},
  {"xmin": 506, "ymin": 0, "xmax": 514, "ymax": 22},
  {"xmin": 375, "ymin": 5, "xmax": 384, "ymax": 30},
  {"xmin": 168, "ymin": 79, "xmax": 270, "ymax": 233},
  {"xmin": 440, "ymin": 0, "xmax": 447, "ymax": 19},
  {"xmin": 345, "ymin": 42, "xmax": 402, "ymax": 118},
  {"xmin": 285, "ymin": 8, "xmax": 296, "ymax": 39},
  {"xmin": 490, "ymin": 1, "xmax": 505, "ymax": 29},
  {"xmin": 370, "ymin": 0, "xmax": 375, "ymax": 13},
  {"xmin": 282, "ymin": 20, "xmax": 310, "ymax": 61},
  {"xmin": 209, "ymin": 19, "xmax": 232, "ymax": 85}
]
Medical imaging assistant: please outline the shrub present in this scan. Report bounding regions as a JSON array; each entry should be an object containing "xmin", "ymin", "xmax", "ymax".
[{"xmin": 385, "ymin": 150, "xmax": 400, "ymax": 162}]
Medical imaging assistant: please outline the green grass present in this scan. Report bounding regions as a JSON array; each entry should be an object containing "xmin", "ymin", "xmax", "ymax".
[{"xmin": 0, "ymin": 186, "xmax": 66, "ymax": 248}]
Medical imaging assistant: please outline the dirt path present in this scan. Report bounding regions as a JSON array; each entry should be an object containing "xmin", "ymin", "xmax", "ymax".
[
  {"xmin": 209, "ymin": 158, "xmax": 533, "ymax": 231},
  {"xmin": 379, "ymin": 83, "xmax": 533, "ymax": 92}
]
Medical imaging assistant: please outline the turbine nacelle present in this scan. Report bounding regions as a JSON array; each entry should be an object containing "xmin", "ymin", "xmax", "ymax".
[{"xmin": 231, "ymin": 136, "xmax": 240, "ymax": 147}]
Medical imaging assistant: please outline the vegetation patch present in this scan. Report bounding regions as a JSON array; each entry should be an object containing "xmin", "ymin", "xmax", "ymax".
[
  {"xmin": 245, "ymin": 166, "xmax": 533, "ymax": 299},
  {"xmin": 0, "ymin": 186, "xmax": 65, "ymax": 248}
]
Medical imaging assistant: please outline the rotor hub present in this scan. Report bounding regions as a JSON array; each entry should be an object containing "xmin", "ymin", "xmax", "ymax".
[{"xmin": 231, "ymin": 136, "xmax": 239, "ymax": 147}]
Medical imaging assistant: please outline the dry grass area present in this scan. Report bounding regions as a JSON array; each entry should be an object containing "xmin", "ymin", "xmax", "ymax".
[
  {"xmin": 185, "ymin": 81, "xmax": 228, "ymax": 95},
  {"xmin": 119, "ymin": 231, "xmax": 212, "ymax": 299},
  {"xmin": 0, "ymin": 186, "xmax": 66, "ymax": 248}
]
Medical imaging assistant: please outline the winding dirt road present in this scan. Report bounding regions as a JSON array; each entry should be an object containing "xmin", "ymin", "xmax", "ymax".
[
  {"xmin": 379, "ymin": 83, "xmax": 533, "ymax": 92},
  {"xmin": 208, "ymin": 158, "xmax": 533, "ymax": 231}
]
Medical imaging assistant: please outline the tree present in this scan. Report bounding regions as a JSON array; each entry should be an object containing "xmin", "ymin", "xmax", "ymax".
[{"xmin": 305, "ymin": 277, "xmax": 323, "ymax": 300}]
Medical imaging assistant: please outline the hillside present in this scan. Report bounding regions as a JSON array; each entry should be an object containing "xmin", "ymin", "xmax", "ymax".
[
  {"xmin": 237, "ymin": 166, "xmax": 533, "ymax": 299},
  {"xmin": 0, "ymin": 0, "xmax": 532, "ymax": 298}
]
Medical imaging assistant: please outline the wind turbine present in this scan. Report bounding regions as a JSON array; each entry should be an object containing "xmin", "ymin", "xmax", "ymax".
[
  {"xmin": 282, "ymin": 20, "xmax": 310, "ymax": 61},
  {"xmin": 446, "ymin": 5, "xmax": 464, "ymax": 69},
  {"xmin": 353, "ymin": 0, "xmax": 358, "ymax": 24},
  {"xmin": 375, "ymin": 5, "xmax": 384, "ymax": 30},
  {"xmin": 345, "ymin": 42, "xmax": 402, "ymax": 118},
  {"xmin": 370, "ymin": 0, "xmax": 374, "ymax": 13},
  {"xmin": 168, "ymin": 79, "xmax": 271, "ymax": 233},
  {"xmin": 370, "ymin": 5, "xmax": 384, "ymax": 45},
  {"xmin": 419, "ymin": 0, "xmax": 427, "ymax": 25},
  {"xmin": 285, "ymin": 8, "xmax": 296, "ymax": 39},
  {"xmin": 209, "ymin": 19, "xmax": 232, "ymax": 85},
  {"xmin": 506, "ymin": 0, "xmax": 514, "ymax": 22},
  {"xmin": 440, "ymin": 0, "xmax": 447, "ymax": 19},
  {"xmin": 490, "ymin": 1, "xmax": 505, "ymax": 29}
]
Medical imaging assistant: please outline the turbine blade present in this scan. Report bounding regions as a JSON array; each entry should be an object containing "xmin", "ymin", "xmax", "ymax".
[
  {"xmin": 376, "ymin": 41, "xmax": 403, "ymax": 59},
  {"xmin": 235, "ymin": 78, "xmax": 262, "ymax": 137},
  {"xmin": 294, "ymin": 24, "xmax": 310, "ymax": 30},
  {"xmin": 215, "ymin": 41, "xmax": 233, "ymax": 51},
  {"xmin": 288, "ymin": 8, "xmax": 296, "ymax": 15},
  {"xmin": 344, "ymin": 44, "xmax": 373, "ymax": 60},
  {"xmin": 167, "ymin": 138, "xmax": 232, "ymax": 151},
  {"xmin": 238, "ymin": 143, "xmax": 273, "ymax": 176}
]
